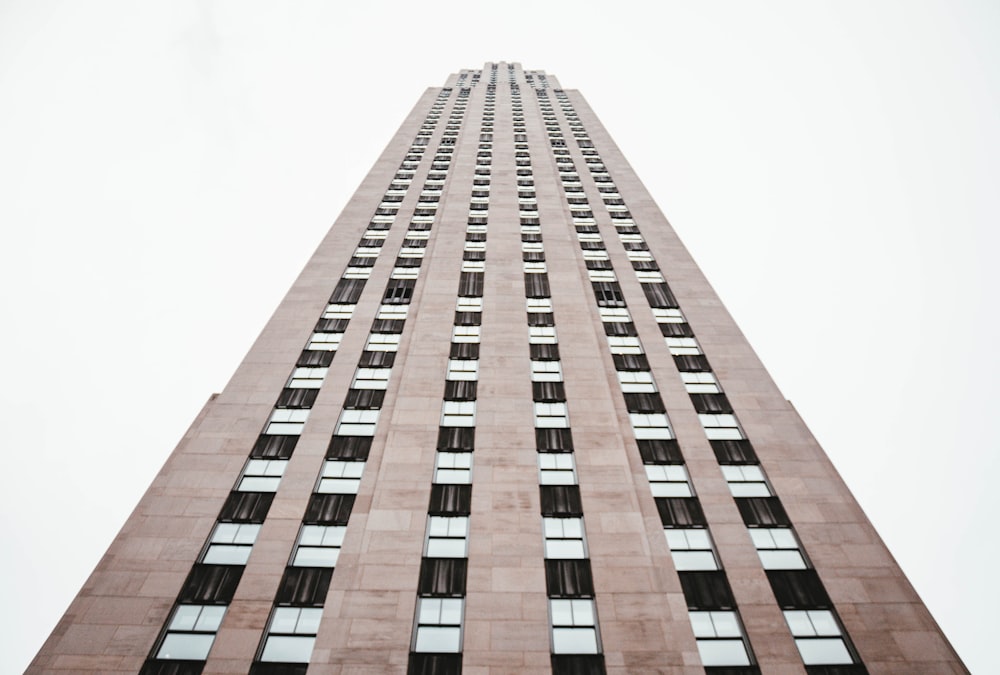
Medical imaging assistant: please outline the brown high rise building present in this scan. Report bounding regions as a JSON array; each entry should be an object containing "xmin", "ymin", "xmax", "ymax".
[{"xmin": 29, "ymin": 63, "xmax": 966, "ymax": 674}]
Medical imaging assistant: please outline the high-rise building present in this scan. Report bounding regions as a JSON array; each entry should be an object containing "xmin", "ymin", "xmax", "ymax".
[{"xmin": 29, "ymin": 63, "xmax": 966, "ymax": 675}]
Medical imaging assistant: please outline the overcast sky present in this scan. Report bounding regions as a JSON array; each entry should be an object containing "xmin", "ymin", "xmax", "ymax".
[{"xmin": 1, "ymin": 2, "xmax": 996, "ymax": 672}]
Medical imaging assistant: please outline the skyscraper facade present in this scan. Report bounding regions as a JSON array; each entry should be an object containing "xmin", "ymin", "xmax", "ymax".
[{"xmin": 30, "ymin": 63, "xmax": 965, "ymax": 675}]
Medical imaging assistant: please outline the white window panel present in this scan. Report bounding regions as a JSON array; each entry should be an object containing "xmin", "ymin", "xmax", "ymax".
[
  {"xmin": 699, "ymin": 414, "xmax": 744, "ymax": 441},
  {"xmin": 535, "ymin": 402, "xmax": 569, "ymax": 428},
  {"xmin": 352, "ymin": 368, "xmax": 392, "ymax": 389},
  {"xmin": 526, "ymin": 298, "xmax": 552, "ymax": 313},
  {"xmin": 784, "ymin": 610, "xmax": 853, "ymax": 665},
  {"xmin": 456, "ymin": 297, "xmax": 483, "ymax": 312},
  {"xmin": 521, "ymin": 225, "xmax": 541, "ymax": 234},
  {"xmin": 307, "ymin": 333, "xmax": 342, "ymax": 352},
  {"xmin": 464, "ymin": 241, "xmax": 487, "ymax": 251},
  {"xmin": 467, "ymin": 210, "xmax": 489, "ymax": 219},
  {"xmin": 336, "ymin": 409, "xmax": 380, "ymax": 436},
  {"xmin": 156, "ymin": 605, "xmax": 227, "ymax": 660},
  {"xmin": 550, "ymin": 599, "xmax": 599, "ymax": 654},
  {"xmin": 467, "ymin": 224, "xmax": 488, "ymax": 233},
  {"xmin": 414, "ymin": 598, "xmax": 463, "ymax": 653},
  {"xmin": 682, "ymin": 372, "xmax": 721, "ymax": 394},
  {"xmin": 323, "ymin": 304, "xmax": 355, "ymax": 319},
  {"xmin": 267, "ymin": 409, "xmax": 309, "ymax": 435},
  {"xmin": 372, "ymin": 215, "xmax": 396, "ymax": 224},
  {"xmin": 627, "ymin": 250, "xmax": 654, "ymax": 262},
  {"xmin": 529, "ymin": 327, "xmax": 558, "ymax": 344},
  {"xmin": 447, "ymin": 359, "xmax": 479, "ymax": 381},
  {"xmin": 391, "ymin": 267, "xmax": 420, "ymax": 280},
  {"xmin": 377, "ymin": 304, "xmax": 409, "ymax": 320},
  {"xmin": 749, "ymin": 528, "xmax": 807, "ymax": 569},
  {"xmin": 543, "ymin": 518, "xmax": 586, "ymax": 558},
  {"xmin": 539, "ymin": 453, "xmax": 576, "ymax": 485},
  {"xmin": 434, "ymin": 452, "xmax": 472, "ymax": 483},
  {"xmin": 618, "ymin": 234, "xmax": 644, "ymax": 242},
  {"xmin": 524, "ymin": 262, "xmax": 548, "ymax": 273},
  {"xmin": 689, "ymin": 611, "xmax": 751, "ymax": 666},
  {"xmin": 452, "ymin": 326, "xmax": 481, "ymax": 343},
  {"xmin": 577, "ymin": 232, "xmax": 602, "ymax": 242},
  {"xmin": 588, "ymin": 270, "xmax": 616, "ymax": 282},
  {"xmin": 531, "ymin": 361, "xmax": 563, "ymax": 382},
  {"xmin": 353, "ymin": 247, "xmax": 380, "ymax": 258},
  {"xmin": 583, "ymin": 249, "xmax": 609, "ymax": 260},
  {"xmin": 238, "ymin": 459, "xmax": 287, "ymax": 492},
  {"xmin": 260, "ymin": 607, "xmax": 323, "ymax": 663},
  {"xmin": 366, "ymin": 334, "xmax": 401, "ymax": 351},
  {"xmin": 522, "ymin": 242, "xmax": 544, "ymax": 253},
  {"xmin": 665, "ymin": 337, "xmax": 701, "ymax": 355},
  {"xmin": 652, "ymin": 307, "xmax": 685, "ymax": 323},
  {"xmin": 203, "ymin": 523, "xmax": 261, "ymax": 565},
  {"xmin": 645, "ymin": 464, "xmax": 693, "ymax": 497},
  {"xmin": 617, "ymin": 370, "xmax": 656, "ymax": 393},
  {"xmin": 630, "ymin": 413, "xmax": 674, "ymax": 440},
  {"xmin": 405, "ymin": 231, "xmax": 430, "ymax": 240},
  {"xmin": 288, "ymin": 367, "xmax": 329, "ymax": 388},
  {"xmin": 362, "ymin": 230, "xmax": 388, "ymax": 239},
  {"xmin": 635, "ymin": 270, "xmax": 665, "ymax": 283},
  {"xmin": 664, "ymin": 529, "xmax": 719, "ymax": 571},
  {"xmin": 426, "ymin": 516, "xmax": 469, "ymax": 557},
  {"xmin": 292, "ymin": 525, "xmax": 346, "ymax": 567},
  {"xmin": 720, "ymin": 465, "xmax": 771, "ymax": 497},
  {"xmin": 608, "ymin": 337, "xmax": 642, "ymax": 354},
  {"xmin": 317, "ymin": 460, "xmax": 365, "ymax": 494},
  {"xmin": 343, "ymin": 267, "xmax": 373, "ymax": 279},
  {"xmin": 399, "ymin": 247, "xmax": 426, "ymax": 258},
  {"xmin": 599, "ymin": 307, "xmax": 631, "ymax": 322},
  {"xmin": 441, "ymin": 401, "xmax": 476, "ymax": 426}
]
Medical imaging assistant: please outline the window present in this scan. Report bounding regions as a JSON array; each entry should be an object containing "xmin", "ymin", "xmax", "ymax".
[
  {"xmin": 587, "ymin": 270, "xmax": 616, "ymax": 282},
  {"xmin": 688, "ymin": 611, "xmax": 752, "ymax": 667},
  {"xmin": 266, "ymin": 409, "xmax": 309, "ymax": 435},
  {"xmin": 259, "ymin": 607, "xmax": 323, "ymax": 663},
  {"xmin": 617, "ymin": 370, "xmax": 656, "ymax": 393},
  {"xmin": 335, "ymin": 409, "xmax": 380, "ymax": 436},
  {"xmin": 635, "ymin": 271, "xmax": 665, "ymax": 283},
  {"xmin": 652, "ymin": 308, "xmax": 684, "ymax": 323},
  {"xmin": 202, "ymin": 523, "xmax": 261, "ymax": 565},
  {"xmin": 535, "ymin": 402, "xmax": 569, "ymax": 428},
  {"xmin": 391, "ymin": 267, "xmax": 419, "ymax": 280},
  {"xmin": 343, "ymin": 266, "xmax": 372, "ymax": 279},
  {"xmin": 629, "ymin": 413, "xmax": 674, "ymax": 440},
  {"xmin": 426, "ymin": 516, "xmax": 469, "ymax": 557},
  {"xmin": 665, "ymin": 337, "xmax": 701, "ymax": 355},
  {"xmin": 550, "ymin": 599, "xmax": 599, "ymax": 654},
  {"xmin": 531, "ymin": 360, "xmax": 563, "ymax": 382},
  {"xmin": 543, "ymin": 517, "xmax": 586, "ymax": 559},
  {"xmin": 664, "ymin": 529, "xmax": 719, "ymax": 571},
  {"xmin": 607, "ymin": 337, "xmax": 642, "ymax": 354},
  {"xmin": 317, "ymin": 460, "xmax": 364, "ymax": 494},
  {"xmin": 524, "ymin": 262, "xmax": 548, "ymax": 273},
  {"xmin": 287, "ymin": 367, "xmax": 328, "ymax": 389},
  {"xmin": 352, "ymin": 368, "xmax": 391, "ymax": 390},
  {"xmin": 307, "ymin": 332, "xmax": 342, "ymax": 352},
  {"xmin": 720, "ymin": 465, "xmax": 770, "ymax": 497},
  {"xmin": 784, "ymin": 610, "xmax": 853, "ymax": 665},
  {"xmin": 323, "ymin": 303, "xmax": 356, "ymax": 320},
  {"xmin": 529, "ymin": 326, "xmax": 557, "ymax": 344},
  {"xmin": 238, "ymin": 459, "xmax": 287, "ymax": 492},
  {"xmin": 435, "ymin": 452, "xmax": 472, "ymax": 483},
  {"xmin": 681, "ymin": 372, "xmax": 721, "ymax": 394},
  {"xmin": 456, "ymin": 297, "xmax": 482, "ymax": 312},
  {"xmin": 645, "ymin": 464, "xmax": 693, "ymax": 497},
  {"xmin": 539, "ymin": 453, "xmax": 577, "ymax": 485},
  {"xmin": 598, "ymin": 307, "xmax": 631, "ymax": 322},
  {"xmin": 446, "ymin": 359, "xmax": 479, "ymax": 381},
  {"xmin": 699, "ymin": 414, "xmax": 744, "ymax": 441},
  {"xmin": 292, "ymin": 525, "xmax": 346, "ymax": 567},
  {"xmin": 749, "ymin": 528, "xmax": 807, "ymax": 569},
  {"xmin": 366, "ymin": 334, "xmax": 401, "ymax": 352},
  {"xmin": 452, "ymin": 326, "xmax": 481, "ymax": 343},
  {"xmin": 413, "ymin": 598, "xmax": 463, "ymax": 653},
  {"xmin": 527, "ymin": 298, "xmax": 553, "ymax": 313},
  {"xmin": 583, "ymin": 249, "xmax": 609, "ymax": 261},
  {"xmin": 462, "ymin": 260, "xmax": 485, "ymax": 273},
  {"xmin": 156, "ymin": 605, "xmax": 226, "ymax": 660},
  {"xmin": 441, "ymin": 400, "xmax": 475, "ymax": 427}
]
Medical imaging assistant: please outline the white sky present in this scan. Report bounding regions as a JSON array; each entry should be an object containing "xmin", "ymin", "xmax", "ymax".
[{"xmin": 1, "ymin": 2, "xmax": 996, "ymax": 672}]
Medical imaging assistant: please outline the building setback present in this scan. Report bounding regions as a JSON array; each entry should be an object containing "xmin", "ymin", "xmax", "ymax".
[{"xmin": 29, "ymin": 63, "xmax": 966, "ymax": 675}]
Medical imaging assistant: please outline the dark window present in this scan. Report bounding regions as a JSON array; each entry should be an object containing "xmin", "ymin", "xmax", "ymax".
[
  {"xmin": 407, "ymin": 654, "xmax": 462, "ymax": 675},
  {"xmin": 623, "ymin": 393, "xmax": 666, "ymax": 413},
  {"xmin": 465, "ymin": 232, "xmax": 487, "ymax": 242},
  {"xmin": 592, "ymin": 282, "xmax": 625, "ymax": 307},
  {"xmin": 314, "ymin": 318, "xmax": 349, "ymax": 333},
  {"xmin": 536, "ymin": 428, "xmax": 574, "ymax": 452},
  {"xmin": 679, "ymin": 571, "xmax": 736, "ymax": 610},
  {"xmin": 656, "ymin": 498, "xmax": 706, "ymax": 527},
  {"xmin": 219, "ymin": 492, "xmax": 274, "ymax": 523},
  {"xmin": 343, "ymin": 388, "xmax": 385, "ymax": 409},
  {"xmin": 636, "ymin": 439, "xmax": 683, "ymax": 464},
  {"xmin": 704, "ymin": 668, "xmax": 761, "ymax": 675},
  {"xmin": 274, "ymin": 567, "xmax": 333, "ymax": 606},
  {"xmin": 327, "ymin": 436, "xmax": 372, "ymax": 460},
  {"xmin": 673, "ymin": 354, "xmax": 712, "ymax": 372},
  {"xmin": 711, "ymin": 440, "xmax": 759, "ymax": 464},
  {"xmin": 178, "ymin": 564, "xmax": 244, "ymax": 604},
  {"xmin": 371, "ymin": 319, "xmax": 405, "ymax": 334},
  {"xmin": 443, "ymin": 381, "xmax": 477, "ymax": 401},
  {"xmin": 418, "ymin": 558, "xmax": 468, "ymax": 597},
  {"xmin": 276, "ymin": 388, "xmax": 318, "ymax": 409},
  {"xmin": 304, "ymin": 494, "xmax": 355, "ymax": 525},
  {"xmin": 530, "ymin": 343, "xmax": 560, "ymax": 360},
  {"xmin": 458, "ymin": 273, "xmax": 484, "ymax": 297},
  {"xmin": 659, "ymin": 322, "xmax": 694, "ymax": 338},
  {"xmin": 540, "ymin": 485, "xmax": 584, "ymax": 516},
  {"xmin": 454, "ymin": 311, "xmax": 481, "ymax": 327},
  {"xmin": 463, "ymin": 250, "xmax": 486, "ymax": 262},
  {"xmin": 545, "ymin": 559, "xmax": 595, "ymax": 597},
  {"xmin": 585, "ymin": 259, "xmax": 613, "ymax": 271},
  {"xmin": 450, "ymin": 343, "xmax": 480, "ymax": 359},
  {"xmin": 766, "ymin": 570, "xmax": 832, "ymax": 609},
  {"xmin": 551, "ymin": 654, "xmax": 606, "ymax": 675},
  {"xmin": 330, "ymin": 278, "xmax": 366, "ymax": 304},
  {"xmin": 631, "ymin": 260, "xmax": 660, "ymax": 272},
  {"xmin": 524, "ymin": 274, "xmax": 551, "ymax": 298},
  {"xmin": 690, "ymin": 393, "xmax": 733, "ymax": 414},
  {"xmin": 802, "ymin": 666, "xmax": 867, "ymax": 675},
  {"xmin": 603, "ymin": 322, "xmax": 637, "ymax": 337},
  {"xmin": 251, "ymin": 435, "xmax": 299, "ymax": 460},
  {"xmin": 383, "ymin": 279, "xmax": 415, "ymax": 304},
  {"xmin": 296, "ymin": 350, "xmax": 335, "ymax": 368},
  {"xmin": 642, "ymin": 283, "xmax": 678, "ymax": 309},
  {"xmin": 428, "ymin": 484, "xmax": 472, "ymax": 516},
  {"xmin": 396, "ymin": 256, "xmax": 423, "ymax": 267},
  {"xmin": 612, "ymin": 353, "xmax": 650, "ymax": 371},
  {"xmin": 527, "ymin": 312, "xmax": 554, "ymax": 327},
  {"xmin": 522, "ymin": 251, "xmax": 546, "ymax": 263},
  {"xmin": 359, "ymin": 350, "xmax": 395, "ymax": 368},
  {"xmin": 248, "ymin": 663, "xmax": 308, "ymax": 675},
  {"xmin": 437, "ymin": 426, "xmax": 475, "ymax": 451},
  {"xmin": 532, "ymin": 381, "xmax": 566, "ymax": 402},
  {"xmin": 736, "ymin": 497, "xmax": 791, "ymax": 526},
  {"xmin": 140, "ymin": 661, "xmax": 207, "ymax": 675}
]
